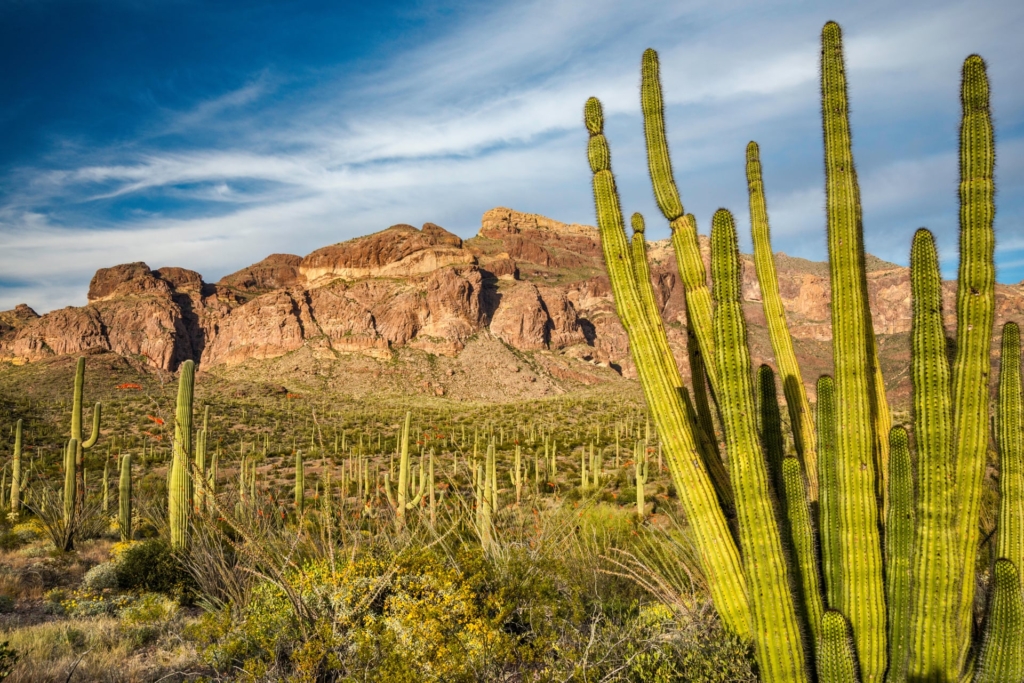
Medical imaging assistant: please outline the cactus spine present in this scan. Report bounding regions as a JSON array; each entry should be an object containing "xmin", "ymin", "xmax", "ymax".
[
  {"xmin": 821, "ymin": 23, "xmax": 886, "ymax": 674},
  {"xmin": 906, "ymin": 229, "xmax": 958, "ymax": 677},
  {"xmin": 586, "ymin": 95, "xmax": 750, "ymax": 639},
  {"xmin": 998, "ymin": 323, "xmax": 1023, "ymax": 580},
  {"xmin": 169, "ymin": 360, "xmax": 195, "ymax": 550},
  {"xmin": 10, "ymin": 419, "xmax": 21, "ymax": 514},
  {"xmin": 119, "ymin": 453, "xmax": 132, "ymax": 541},
  {"xmin": 711, "ymin": 209, "xmax": 808, "ymax": 680},
  {"xmin": 952, "ymin": 54, "xmax": 997, "ymax": 657},
  {"xmin": 747, "ymin": 142, "xmax": 818, "ymax": 499}
]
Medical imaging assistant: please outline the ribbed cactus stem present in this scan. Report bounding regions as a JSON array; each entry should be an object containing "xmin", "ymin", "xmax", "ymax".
[
  {"xmin": 817, "ymin": 610, "xmax": 859, "ymax": 682},
  {"xmin": 102, "ymin": 457, "xmax": 109, "ymax": 513},
  {"xmin": 70, "ymin": 357, "xmax": 102, "ymax": 513},
  {"xmin": 781, "ymin": 456, "xmax": 825, "ymax": 650},
  {"xmin": 712, "ymin": 208, "xmax": 808, "ymax": 681},
  {"xmin": 10, "ymin": 419, "xmax": 21, "ymax": 514},
  {"xmin": 63, "ymin": 438, "xmax": 77, "ymax": 532},
  {"xmin": 816, "ymin": 375, "xmax": 841, "ymax": 609},
  {"xmin": 821, "ymin": 22, "xmax": 886, "ymax": 675},
  {"xmin": 953, "ymin": 54, "xmax": 997, "ymax": 658},
  {"xmin": 907, "ymin": 228, "xmax": 958, "ymax": 677},
  {"xmin": 998, "ymin": 323, "xmax": 1023, "ymax": 578},
  {"xmin": 586, "ymin": 95, "xmax": 749, "ymax": 638},
  {"xmin": 195, "ymin": 406, "xmax": 208, "ymax": 513},
  {"xmin": 747, "ymin": 141, "xmax": 818, "ymax": 499},
  {"xmin": 119, "ymin": 453, "xmax": 132, "ymax": 541},
  {"xmin": 169, "ymin": 360, "xmax": 194, "ymax": 550},
  {"xmin": 295, "ymin": 449, "xmax": 304, "ymax": 513},
  {"xmin": 756, "ymin": 364, "xmax": 786, "ymax": 497},
  {"xmin": 635, "ymin": 440, "xmax": 648, "ymax": 520},
  {"xmin": 976, "ymin": 559, "xmax": 1024, "ymax": 682},
  {"xmin": 886, "ymin": 426, "xmax": 913, "ymax": 683}
]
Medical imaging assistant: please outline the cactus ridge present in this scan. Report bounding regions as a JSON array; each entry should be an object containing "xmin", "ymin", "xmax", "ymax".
[
  {"xmin": 711, "ymin": 208, "xmax": 808, "ymax": 681},
  {"xmin": 817, "ymin": 610, "xmax": 859, "ymax": 682}
]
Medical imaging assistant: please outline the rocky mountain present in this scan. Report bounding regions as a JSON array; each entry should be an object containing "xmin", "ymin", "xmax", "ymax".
[{"xmin": 3, "ymin": 207, "xmax": 1023, "ymax": 403}]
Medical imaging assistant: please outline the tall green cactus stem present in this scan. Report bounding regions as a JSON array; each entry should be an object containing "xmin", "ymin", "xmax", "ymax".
[
  {"xmin": 428, "ymin": 449, "xmax": 436, "ymax": 527},
  {"xmin": 195, "ymin": 406, "xmax": 208, "ymax": 513},
  {"xmin": 119, "ymin": 454, "xmax": 132, "ymax": 541},
  {"xmin": 509, "ymin": 444, "xmax": 523, "ymax": 505},
  {"xmin": 10, "ymin": 419, "xmax": 21, "ymax": 514},
  {"xmin": 70, "ymin": 357, "xmax": 102, "ymax": 511},
  {"xmin": 295, "ymin": 450, "xmax": 304, "ymax": 513},
  {"xmin": 907, "ymin": 228, "xmax": 958, "ymax": 677},
  {"xmin": 687, "ymin": 324, "xmax": 721, "ymax": 465},
  {"xmin": 757, "ymin": 364, "xmax": 787, "ymax": 497},
  {"xmin": 383, "ymin": 412, "xmax": 425, "ymax": 529},
  {"xmin": 635, "ymin": 441, "xmax": 648, "ymax": 520},
  {"xmin": 639, "ymin": 51, "xmax": 720, "ymax": 399},
  {"xmin": 631, "ymin": 212, "xmax": 682, "ymax": 396},
  {"xmin": 681, "ymin": 386, "xmax": 733, "ymax": 510},
  {"xmin": 817, "ymin": 375, "xmax": 841, "ymax": 609},
  {"xmin": 712, "ymin": 208, "xmax": 808, "ymax": 681},
  {"xmin": 821, "ymin": 23, "xmax": 886, "ymax": 674},
  {"xmin": 169, "ymin": 360, "xmax": 195, "ymax": 550},
  {"xmin": 747, "ymin": 141, "xmax": 818, "ymax": 500},
  {"xmin": 817, "ymin": 610, "xmax": 859, "ymax": 683},
  {"xmin": 998, "ymin": 323, "xmax": 1023, "ymax": 577},
  {"xmin": 102, "ymin": 458, "xmax": 109, "ymax": 513},
  {"xmin": 953, "ymin": 54, "xmax": 997, "ymax": 656},
  {"xmin": 586, "ymin": 96, "xmax": 750, "ymax": 638},
  {"xmin": 886, "ymin": 426, "xmax": 913, "ymax": 683},
  {"xmin": 63, "ymin": 438, "xmax": 77, "ymax": 535},
  {"xmin": 781, "ymin": 455, "xmax": 824, "ymax": 649},
  {"xmin": 975, "ymin": 559, "xmax": 1024, "ymax": 683}
]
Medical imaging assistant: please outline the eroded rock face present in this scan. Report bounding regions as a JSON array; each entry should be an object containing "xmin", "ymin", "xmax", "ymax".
[
  {"xmin": 300, "ymin": 223, "xmax": 474, "ymax": 284},
  {"xmin": 7, "ymin": 205, "xmax": 1024, "ymax": 400}
]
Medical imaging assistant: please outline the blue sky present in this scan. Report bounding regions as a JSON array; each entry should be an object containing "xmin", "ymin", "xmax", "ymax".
[{"xmin": 1, "ymin": 0, "xmax": 1022, "ymax": 313}]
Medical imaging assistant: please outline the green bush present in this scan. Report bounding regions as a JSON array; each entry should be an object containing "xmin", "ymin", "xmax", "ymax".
[{"xmin": 114, "ymin": 538, "xmax": 196, "ymax": 602}]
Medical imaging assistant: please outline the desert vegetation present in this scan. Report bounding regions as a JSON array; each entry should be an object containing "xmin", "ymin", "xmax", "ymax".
[{"xmin": 0, "ymin": 18, "xmax": 1019, "ymax": 683}]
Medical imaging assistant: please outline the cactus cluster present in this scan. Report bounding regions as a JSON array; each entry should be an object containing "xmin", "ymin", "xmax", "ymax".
[{"xmin": 584, "ymin": 22, "xmax": 1019, "ymax": 680}]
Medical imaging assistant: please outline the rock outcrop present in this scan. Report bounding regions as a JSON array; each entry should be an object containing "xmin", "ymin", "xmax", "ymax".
[{"xmin": 3, "ymin": 208, "xmax": 1024, "ymax": 405}]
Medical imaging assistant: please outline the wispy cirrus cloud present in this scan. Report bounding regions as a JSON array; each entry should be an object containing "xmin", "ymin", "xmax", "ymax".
[{"xmin": 1, "ymin": 0, "xmax": 1022, "ymax": 313}]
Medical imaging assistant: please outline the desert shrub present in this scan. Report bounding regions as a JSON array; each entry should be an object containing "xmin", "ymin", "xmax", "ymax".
[
  {"xmin": 81, "ymin": 561, "xmax": 119, "ymax": 592},
  {"xmin": 0, "ymin": 641, "xmax": 18, "ymax": 680},
  {"xmin": 114, "ymin": 538, "xmax": 196, "ymax": 602},
  {"xmin": 119, "ymin": 592, "xmax": 179, "ymax": 647}
]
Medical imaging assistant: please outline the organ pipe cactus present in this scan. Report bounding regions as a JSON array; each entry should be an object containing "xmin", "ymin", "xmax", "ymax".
[
  {"xmin": 295, "ymin": 450, "xmax": 304, "ymax": 513},
  {"xmin": 584, "ymin": 21, "xmax": 1017, "ymax": 682},
  {"xmin": 169, "ymin": 360, "xmax": 194, "ymax": 550},
  {"xmin": 119, "ymin": 453, "xmax": 132, "ymax": 541},
  {"xmin": 509, "ymin": 444, "xmax": 523, "ymax": 505},
  {"xmin": 195, "ymin": 406, "xmax": 208, "ymax": 513},
  {"xmin": 634, "ymin": 440, "xmax": 647, "ymax": 520},
  {"xmin": 10, "ymin": 419, "xmax": 20, "ymax": 514}
]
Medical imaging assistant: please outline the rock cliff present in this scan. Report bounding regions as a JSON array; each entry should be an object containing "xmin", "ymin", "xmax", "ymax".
[{"xmin": 3, "ymin": 206, "xmax": 1023, "ymax": 402}]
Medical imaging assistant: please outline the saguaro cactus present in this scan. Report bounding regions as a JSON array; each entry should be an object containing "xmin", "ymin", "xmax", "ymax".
[
  {"xmin": 70, "ymin": 357, "xmax": 102, "ymax": 511},
  {"xmin": 10, "ymin": 419, "xmax": 21, "ymax": 514},
  {"xmin": 119, "ymin": 453, "xmax": 132, "ymax": 542},
  {"xmin": 384, "ymin": 412, "xmax": 425, "ymax": 529},
  {"xmin": 169, "ymin": 360, "xmax": 195, "ymax": 550}
]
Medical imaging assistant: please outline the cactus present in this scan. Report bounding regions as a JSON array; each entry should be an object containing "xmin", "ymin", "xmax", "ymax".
[
  {"xmin": 711, "ymin": 209, "xmax": 808, "ymax": 680},
  {"xmin": 820, "ymin": 23, "xmax": 887, "ymax": 674},
  {"xmin": 169, "ymin": 360, "xmax": 194, "ymax": 550},
  {"xmin": 886, "ymin": 426, "xmax": 913, "ymax": 683},
  {"xmin": 953, "ymin": 54, "xmax": 997, "ymax": 659},
  {"xmin": 907, "ymin": 228, "xmax": 958, "ymax": 677},
  {"xmin": 509, "ymin": 444, "xmax": 523, "ymax": 505},
  {"xmin": 586, "ymin": 95, "xmax": 750, "ymax": 638},
  {"xmin": 975, "ymin": 559, "xmax": 1024, "ymax": 682},
  {"xmin": 195, "ymin": 406, "xmax": 209, "ymax": 513},
  {"xmin": 119, "ymin": 453, "xmax": 132, "ymax": 541},
  {"xmin": 10, "ymin": 419, "xmax": 21, "ymax": 514},
  {"xmin": 70, "ymin": 357, "xmax": 102, "ymax": 512},
  {"xmin": 384, "ymin": 412, "xmax": 425, "ymax": 529},
  {"xmin": 63, "ymin": 438, "xmax": 77, "ymax": 539},
  {"xmin": 295, "ymin": 449, "xmax": 304, "ymax": 514},
  {"xmin": 780, "ymin": 455, "xmax": 824, "ymax": 648},
  {"xmin": 817, "ymin": 610, "xmax": 858, "ymax": 682},
  {"xmin": 102, "ymin": 457, "xmax": 109, "ymax": 513},
  {"xmin": 746, "ymin": 142, "xmax": 818, "ymax": 499},
  {"xmin": 635, "ymin": 440, "xmax": 647, "ymax": 520},
  {"xmin": 816, "ymin": 375, "xmax": 842, "ymax": 609},
  {"xmin": 998, "ymin": 323, "xmax": 1023, "ymax": 580}
]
